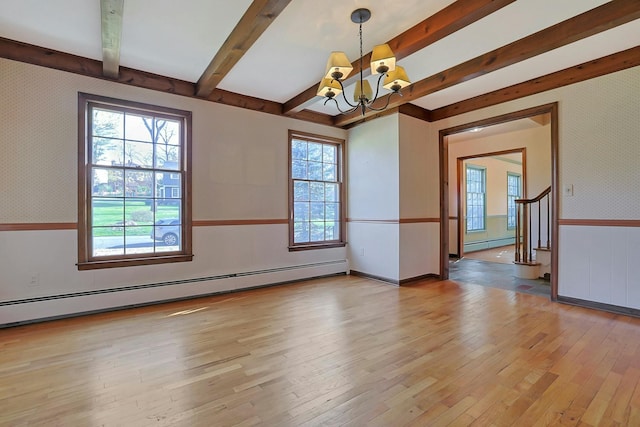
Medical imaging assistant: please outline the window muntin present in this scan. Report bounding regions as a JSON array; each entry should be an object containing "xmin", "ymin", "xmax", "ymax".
[
  {"xmin": 466, "ymin": 165, "xmax": 486, "ymax": 232},
  {"xmin": 78, "ymin": 93, "xmax": 192, "ymax": 269},
  {"xmin": 507, "ymin": 173, "xmax": 521, "ymax": 229},
  {"xmin": 289, "ymin": 131, "xmax": 345, "ymax": 250}
]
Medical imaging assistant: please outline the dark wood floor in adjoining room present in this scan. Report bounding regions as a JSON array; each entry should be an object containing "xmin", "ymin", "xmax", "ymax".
[{"xmin": 2, "ymin": 275, "xmax": 640, "ymax": 426}]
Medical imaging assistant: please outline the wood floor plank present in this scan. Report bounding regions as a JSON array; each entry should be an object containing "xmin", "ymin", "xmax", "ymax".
[{"xmin": 2, "ymin": 275, "xmax": 640, "ymax": 425}]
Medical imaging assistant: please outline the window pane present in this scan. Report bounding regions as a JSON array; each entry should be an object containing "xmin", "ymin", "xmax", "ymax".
[
  {"xmin": 309, "ymin": 182, "xmax": 324, "ymax": 201},
  {"xmin": 92, "ymin": 198, "xmax": 124, "ymax": 228},
  {"xmin": 292, "ymin": 160, "xmax": 307, "ymax": 179},
  {"xmin": 323, "ymin": 145, "xmax": 336, "ymax": 164},
  {"xmin": 92, "ymin": 168, "xmax": 123, "ymax": 197},
  {"xmin": 308, "ymin": 162, "xmax": 322, "ymax": 181},
  {"xmin": 310, "ymin": 202, "xmax": 324, "ymax": 221},
  {"xmin": 310, "ymin": 222, "xmax": 325, "ymax": 241},
  {"xmin": 294, "ymin": 181, "xmax": 309, "ymax": 201},
  {"xmin": 325, "ymin": 222, "xmax": 338, "ymax": 240},
  {"xmin": 93, "ymin": 109, "xmax": 123, "ymax": 139},
  {"xmin": 325, "ymin": 203, "xmax": 339, "ymax": 221},
  {"xmin": 294, "ymin": 202, "xmax": 309, "ymax": 221},
  {"xmin": 308, "ymin": 143, "xmax": 322, "ymax": 162},
  {"xmin": 125, "ymin": 226, "xmax": 154, "ymax": 254},
  {"xmin": 323, "ymin": 163, "xmax": 336, "ymax": 181},
  {"xmin": 125, "ymin": 114, "xmax": 154, "ymax": 142},
  {"xmin": 125, "ymin": 170, "xmax": 153, "ymax": 197},
  {"xmin": 155, "ymin": 202, "xmax": 181, "ymax": 223},
  {"xmin": 92, "ymin": 230, "xmax": 124, "ymax": 257},
  {"xmin": 125, "ymin": 199, "xmax": 154, "ymax": 225},
  {"xmin": 155, "ymin": 146, "xmax": 180, "ymax": 170},
  {"xmin": 292, "ymin": 140, "xmax": 307, "ymax": 160},
  {"xmin": 123, "ymin": 141, "xmax": 153, "ymax": 168},
  {"xmin": 325, "ymin": 183, "xmax": 338, "ymax": 202},
  {"xmin": 294, "ymin": 222, "xmax": 309, "ymax": 243},
  {"xmin": 157, "ymin": 120, "xmax": 181, "ymax": 145},
  {"xmin": 153, "ymin": 224, "xmax": 180, "ymax": 250},
  {"xmin": 154, "ymin": 172, "xmax": 180, "ymax": 199},
  {"xmin": 92, "ymin": 138, "xmax": 123, "ymax": 166}
]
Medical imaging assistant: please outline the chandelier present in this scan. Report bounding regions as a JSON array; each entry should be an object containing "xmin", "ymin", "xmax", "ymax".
[{"xmin": 317, "ymin": 8, "xmax": 411, "ymax": 116}]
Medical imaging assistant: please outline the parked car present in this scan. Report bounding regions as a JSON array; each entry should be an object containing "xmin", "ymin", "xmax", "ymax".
[{"xmin": 152, "ymin": 218, "xmax": 181, "ymax": 246}]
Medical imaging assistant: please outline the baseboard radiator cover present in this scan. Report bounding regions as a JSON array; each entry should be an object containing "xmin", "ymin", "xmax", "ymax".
[{"xmin": 0, "ymin": 260, "xmax": 348, "ymax": 327}]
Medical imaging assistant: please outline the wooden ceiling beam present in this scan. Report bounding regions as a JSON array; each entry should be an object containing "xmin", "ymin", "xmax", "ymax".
[
  {"xmin": 282, "ymin": 0, "xmax": 516, "ymax": 115},
  {"xmin": 100, "ymin": 0, "xmax": 124, "ymax": 79},
  {"xmin": 334, "ymin": 0, "xmax": 640, "ymax": 127},
  {"xmin": 196, "ymin": 0, "xmax": 293, "ymax": 99},
  {"xmin": 430, "ymin": 46, "xmax": 640, "ymax": 121}
]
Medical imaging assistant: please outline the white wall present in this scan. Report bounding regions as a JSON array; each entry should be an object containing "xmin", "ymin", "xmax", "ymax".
[
  {"xmin": 346, "ymin": 114, "xmax": 440, "ymax": 282},
  {"xmin": 346, "ymin": 114, "xmax": 400, "ymax": 280},
  {"xmin": 398, "ymin": 115, "xmax": 439, "ymax": 279},
  {"xmin": 0, "ymin": 58, "xmax": 348, "ymax": 325}
]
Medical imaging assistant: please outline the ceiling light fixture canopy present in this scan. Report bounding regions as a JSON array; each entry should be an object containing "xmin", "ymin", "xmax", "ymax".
[{"xmin": 317, "ymin": 8, "xmax": 411, "ymax": 116}]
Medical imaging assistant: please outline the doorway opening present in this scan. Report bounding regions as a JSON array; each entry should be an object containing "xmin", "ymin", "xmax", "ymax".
[{"xmin": 439, "ymin": 103, "xmax": 559, "ymax": 300}]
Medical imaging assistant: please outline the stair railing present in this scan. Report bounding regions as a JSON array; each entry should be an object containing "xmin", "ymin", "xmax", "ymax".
[{"xmin": 515, "ymin": 186, "xmax": 551, "ymax": 263}]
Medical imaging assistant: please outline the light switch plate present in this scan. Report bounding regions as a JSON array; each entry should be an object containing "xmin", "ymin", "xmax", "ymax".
[{"xmin": 563, "ymin": 184, "xmax": 573, "ymax": 196}]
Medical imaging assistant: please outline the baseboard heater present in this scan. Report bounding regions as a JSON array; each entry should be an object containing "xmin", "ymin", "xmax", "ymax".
[{"xmin": 0, "ymin": 260, "xmax": 347, "ymax": 308}]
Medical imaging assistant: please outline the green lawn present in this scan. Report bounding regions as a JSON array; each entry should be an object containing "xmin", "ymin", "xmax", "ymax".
[{"xmin": 92, "ymin": 199, "xmax": 180, "ymax": 236}]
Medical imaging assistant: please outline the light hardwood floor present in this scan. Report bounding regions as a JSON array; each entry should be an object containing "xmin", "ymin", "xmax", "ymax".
[{"xmin": 2, "ymin": 275, "xmax": 640, "ymax": 426}]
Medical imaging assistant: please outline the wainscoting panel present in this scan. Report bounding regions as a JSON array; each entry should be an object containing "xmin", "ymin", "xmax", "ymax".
[
  {"xmin": 0, "ymin": 225, "xmax": 347, "ymax": 325},
  {"xmin": 558, "ymin": 225, "xmax": 640, "ymax": 310},
  {"xmin": 347, "ymin": 222, "xmax": 399, "ymax": 282}
]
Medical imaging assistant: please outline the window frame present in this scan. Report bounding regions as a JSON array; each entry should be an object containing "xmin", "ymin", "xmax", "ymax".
[
  {"xmin": 77, "ymin": 93, "xmax": 193, "ymax": 270},
  {"xmin": 288, "ymin": 130, "xmax": 346, "ymax": 251},
  {"xmin": 507, "ymin": 172, "xmax": 521, "ymax": 230},
  {"xmin": 465, "ymin": 164, "xmax": 486, "ymax": 233}
]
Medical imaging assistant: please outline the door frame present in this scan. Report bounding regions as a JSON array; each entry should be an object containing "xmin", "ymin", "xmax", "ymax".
[{"xmin": 439, "ymin": 103, "xmax": 559, "ymax": 300}]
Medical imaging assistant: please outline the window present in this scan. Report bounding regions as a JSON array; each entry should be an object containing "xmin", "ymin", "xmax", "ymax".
[
  {"xmin": 507, "ymin": 172, "xmax": 521, "ymax": 229},
  {"xmin": 466, "ymin": 165, "xmax": 486, "ymax": 232},
  {"xmin": 289, "ymin": 131, "xmax": 345, "ymax": 250},
  {"xmin": 77, "ymin": 93, "xmax": 193, "ymax": 269}
]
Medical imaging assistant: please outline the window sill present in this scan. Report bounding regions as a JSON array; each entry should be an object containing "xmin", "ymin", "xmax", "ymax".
[
  {"xmin": 77, "ymin": 254, "xmax": 194, "ymax": 270},
  {"xmin": 288, "ymin": 242, "xmax": 347, "ymax": 252}
]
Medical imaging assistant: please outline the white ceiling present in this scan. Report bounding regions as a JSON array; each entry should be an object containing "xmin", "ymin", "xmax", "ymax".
[{"xmin": 1, "ymin": 0, "xmax": 638, "ymax": 119}]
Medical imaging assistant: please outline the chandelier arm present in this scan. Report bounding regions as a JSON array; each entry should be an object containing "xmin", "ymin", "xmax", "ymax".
[
  {"xmin": 365, "ymin": 91, "xmax": 399, "ymax": 112},
  {"xmin": 334, "ymin": 78, "xmax": 359, "ymax": 108},
  {"xmin": 367, "ymin": 73, "xmax": 386, "ymax": 105},
  {"xmin": 323, "ymin": 97, "xmax": 361, "ymax": 115}
]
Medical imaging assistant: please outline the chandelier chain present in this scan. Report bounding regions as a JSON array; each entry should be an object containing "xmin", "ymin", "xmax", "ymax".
[{"xmin": 359, "ymin": 21, "xmax": 364, "ymax": 101}]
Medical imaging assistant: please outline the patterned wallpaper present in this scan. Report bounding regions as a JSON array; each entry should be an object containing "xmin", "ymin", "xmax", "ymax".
[
  {"xmin": 0, "ymin": 60, "xmax": 78, "ymax": 222},
  {"xmin": 559, "ymin": 66, "xmax": 640, "ymax": 219}
]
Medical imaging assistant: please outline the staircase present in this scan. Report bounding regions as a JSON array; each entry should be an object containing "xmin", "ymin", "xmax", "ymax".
[{"xmin": 514, "ymin": 186, "xmax": 551, "ymax": 279}]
